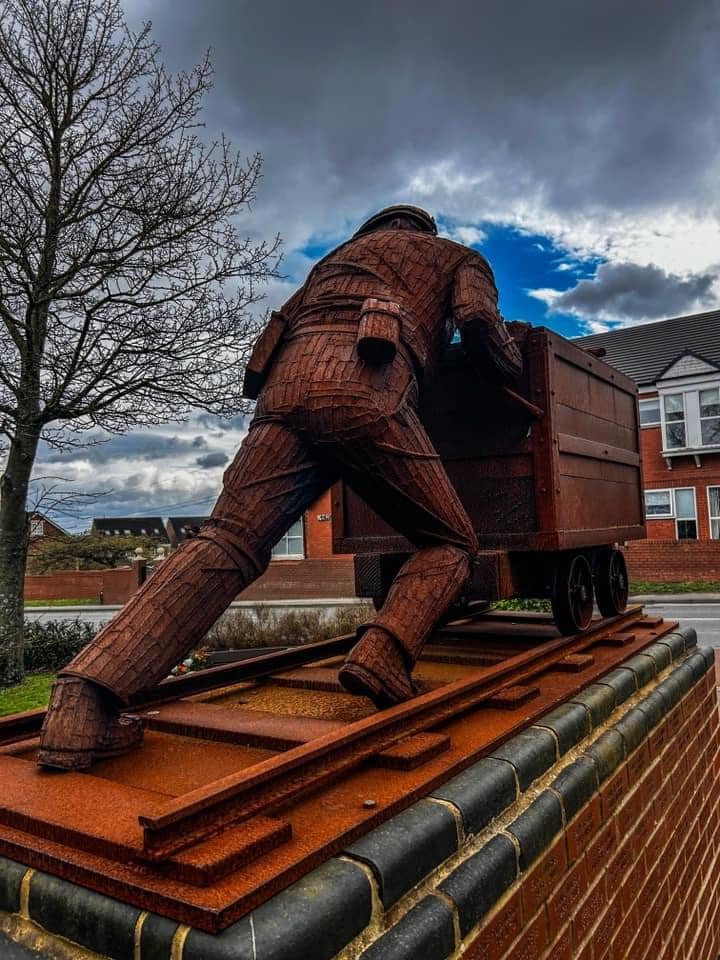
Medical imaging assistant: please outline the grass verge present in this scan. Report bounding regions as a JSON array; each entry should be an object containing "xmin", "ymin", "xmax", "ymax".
[
  {"xmin": 24, "ymin": 598, "xmax": 97, "ymax": 607},
  {"xmin": 630, "ymin": 580, "xmax": 720, "ymax": 595},
  {"xmin": 0, "ymin": 673, "xmax": 55, "ymax": 716}
]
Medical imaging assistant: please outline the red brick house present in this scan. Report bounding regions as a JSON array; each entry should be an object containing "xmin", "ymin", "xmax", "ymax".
[
  {"xmin": 577, "ymin": 309, "xmax": 720, "ymax": 581},
  {"xmin": 26, "ymin": 512, "xmax": 69, "ymax": 546}
]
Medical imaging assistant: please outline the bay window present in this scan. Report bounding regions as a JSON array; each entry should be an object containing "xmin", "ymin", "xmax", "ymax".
[
  {"xmin": 700, "ymin": 388, "xmax": 720, "ymax": 446},
  {"xmin": 663, "ymin": 393, "xmax": 686, "ymax": 449}
]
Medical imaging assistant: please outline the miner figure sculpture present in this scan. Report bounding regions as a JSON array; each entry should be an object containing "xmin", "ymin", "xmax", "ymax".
[{"xmin": 38, "ymin": 205, "xmax": 523, "ymax": 770}]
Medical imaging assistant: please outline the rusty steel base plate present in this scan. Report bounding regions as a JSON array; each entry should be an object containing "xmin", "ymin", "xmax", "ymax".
[{"xmin": 0, "ymin": 608, "xmax": 677, "ymax": 932}]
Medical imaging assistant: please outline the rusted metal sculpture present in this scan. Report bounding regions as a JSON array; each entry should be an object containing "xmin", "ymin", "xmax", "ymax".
[{"xmin": 38, "ymin": 204, "xmax": 523, "ymax": 770}]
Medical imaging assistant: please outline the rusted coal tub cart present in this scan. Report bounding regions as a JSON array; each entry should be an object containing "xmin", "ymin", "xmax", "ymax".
[{"xmin": 333, "ymin": 325, "xmax": 646, "ymax": 634}]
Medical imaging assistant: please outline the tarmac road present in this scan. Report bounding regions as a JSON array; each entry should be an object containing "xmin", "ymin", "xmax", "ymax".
[{"xmin": 638, "ymin": 600, "xmax": 720, "ymax": 647}]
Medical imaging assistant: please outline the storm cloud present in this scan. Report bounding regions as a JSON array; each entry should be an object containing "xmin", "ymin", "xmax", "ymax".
[
  {"xmin": 195, "ymin": 452, "xmax": 230, "ymax": 469},
  {"xmin": 39, "ymin": 432, "xmax": 212, "ymax": 465},
  {"xmin": 126, "ymin": 0, "xmax": 720, "ymax": 265},
  {"xmin": 552, "ymin": 262, "xmax": 717, "ymax": 323}
]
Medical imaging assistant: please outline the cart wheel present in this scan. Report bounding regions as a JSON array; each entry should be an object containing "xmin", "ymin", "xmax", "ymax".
[
  {"xmin": 595, "ymin": 549, "xmax": 629, "ymax": 617},
  {"xmin": 552, "ymin": 553, "xmax": 594, "ymax": 634}
]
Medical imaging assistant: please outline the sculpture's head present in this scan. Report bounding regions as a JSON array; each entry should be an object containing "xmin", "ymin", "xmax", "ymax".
[{"xmin": 353, "ymin": 204, "xmax": 437, "ymax": 238}]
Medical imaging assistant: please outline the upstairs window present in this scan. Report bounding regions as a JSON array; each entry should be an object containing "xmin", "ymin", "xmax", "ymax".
[
  {"xmin": 699, "ymin": 388, "xmax": 720, "ymax": 446},
  {"xmin": 272, "ymin": 518, "xmax": 305, "ymax": 558},
  {"xmin": 663, "ymin": 393, "xmax": 686, "ymax": 449},
  {"xmin": 639, "ymin": 398, "xmax": 661, "ymax": 427}
]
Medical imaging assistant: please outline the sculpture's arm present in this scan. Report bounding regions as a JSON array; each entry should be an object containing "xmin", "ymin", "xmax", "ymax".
[{"xmin": 451, "ymin": 254, "xmax": 523, "ymax": 382}]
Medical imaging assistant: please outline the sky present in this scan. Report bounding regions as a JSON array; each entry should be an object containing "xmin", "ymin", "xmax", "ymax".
[{"xmin": 29, "ymin": 0, "xmax": 720, "ymax": 531}]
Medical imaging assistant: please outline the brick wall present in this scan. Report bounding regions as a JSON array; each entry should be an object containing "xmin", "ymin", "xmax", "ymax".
[
  {"xmin": 456, "ymin": 653, "xmax": 720, "ymax": 960},
  {"xmin": 304, "ymin": 489, "xmax": 336, "ymax": 559},
  {"xmin": 240, "ymin": 557, "xmax": 356, "ymax": 600},
  {"xmin": 23, "ymin": 561, "xmax": 145, "ymax": 604},
  {"xmin": 24, "ymin": 555, "xmax": 357, "ymax": 603},
  {"xmin": 334, "ymin": 636, "xmax": 719, "ymax": 960},
  {"xmin": 626, "ymin": 538, "xmax": 720, "ymax": 582},
  {"xmin": 640, "ymin": 422, "xmax": 720, "ymax": 544}
]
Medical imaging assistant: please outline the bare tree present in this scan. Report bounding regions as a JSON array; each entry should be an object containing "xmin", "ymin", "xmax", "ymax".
[{"xmin": 0, "ymin": 0, "xmax": 279, "ymax": 685}]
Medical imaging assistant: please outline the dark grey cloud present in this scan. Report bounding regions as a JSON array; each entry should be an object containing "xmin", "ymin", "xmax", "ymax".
[
  {"xmin": 38, "ymin": 432, "xmax": 212, "ymax": 465},
  {"xmin": 194, "ymin": 413, "xmax": 250, "ymax": 433},
  {"xmin": 553, "ymin": 262, "xmax": 717, "ymax": 321},
  {"xmin": 195, "ymin": 451, "xmax": 229, "ymax": 469},
  {"xmin": 127, "ymin": 0, "xmax": 720, "ymax": 249}
]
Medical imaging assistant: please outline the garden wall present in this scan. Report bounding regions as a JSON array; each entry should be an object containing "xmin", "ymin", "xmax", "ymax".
[{"xmin": 626, "ymin": 538, "xmax": 720, "ymax": 583}]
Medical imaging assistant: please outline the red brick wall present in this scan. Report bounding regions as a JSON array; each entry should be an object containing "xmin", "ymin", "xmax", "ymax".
[
  {"xmin": 24, "ymin": 561, "xmax": 145, "ymax": 604},
  {"xmin": 240, "ymin": 557, "xmax": 356, "ymax": 600},
  {"xmin": 464, "ymin": 667, "xmax": 720, "ymax": 960},
  {"xmin": 304, "ymin": 490, "xmax": 337, "ymax": 559},
  {"xmin": 641, "ymin": 422, "xmax": 720, "ymax": 542},
  {"xmin": 625, "ymin": 539, "xmax": 720, "ymax": 583}
]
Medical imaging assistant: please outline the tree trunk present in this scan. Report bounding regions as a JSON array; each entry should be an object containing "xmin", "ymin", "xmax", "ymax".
[{"xmin": 0, "ymin": 429, "xmax": 40, "ymax": 687}]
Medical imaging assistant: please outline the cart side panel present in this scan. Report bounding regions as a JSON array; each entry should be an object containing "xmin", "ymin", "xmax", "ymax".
[
  {"xmin": 332, "ymin": 343, "xmax": 542, "ymax": 554},
  {"xmin": 547, "ymin": 335, "xmax": 645, "ymax": 538}
]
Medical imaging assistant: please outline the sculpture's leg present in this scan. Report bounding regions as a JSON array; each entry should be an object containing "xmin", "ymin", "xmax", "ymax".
[
  {"xmin": 335, "ymin": 404, "xmax": 478, "ymax": 706},
  {"xmin": 339, "ymin": 545, "xmax": 471, "ymax": 706},
  {"xmin": 38, "ymin": 421, "xmax": 331, "ymax": 769}
]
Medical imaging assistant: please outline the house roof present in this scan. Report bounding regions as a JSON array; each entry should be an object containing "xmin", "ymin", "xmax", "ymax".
[
  {"xmin": 165, "ymin": 516, "xmax": 209, "ymax": 543},
  {"xmin": 574, "ymin": 309, "xmax": 720, "ymax": 387},
  {"xmin": 166, "ymin": 516, "xmax": 209, "ymax": 532},
  {"xmin": 91, "ymin": 517, "xmax": 166, "ymax": 539}
]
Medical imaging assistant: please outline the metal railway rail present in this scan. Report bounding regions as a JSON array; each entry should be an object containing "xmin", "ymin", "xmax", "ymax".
[{"xmin": 0, "ymin": 606, "xmax": 677, "ymax": 932}]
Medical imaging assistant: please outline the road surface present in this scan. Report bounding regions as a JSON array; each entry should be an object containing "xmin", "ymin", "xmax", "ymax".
[{"xmin": 639, "ymin": 601, "xmax": 720, "ymax": 647}]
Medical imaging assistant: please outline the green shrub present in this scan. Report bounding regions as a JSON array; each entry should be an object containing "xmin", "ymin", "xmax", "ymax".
[
  {"xmin": 492, "ymin": 598, "xmax": 552, "ymax": 613},
  {"xmin": 22, "ymin": 619, "xmax": 97, "ymax": 672},
  {"xmin": 205, "ymin": 604, "xmax": 373, "ymax": 651}
]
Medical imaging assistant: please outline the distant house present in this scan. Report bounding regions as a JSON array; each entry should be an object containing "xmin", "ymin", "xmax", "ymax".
[
  {"xmin": 91, "ymin": 517, "xmax": 167, "ymax": 540},
  {"xmin": 577, "ymin": 309, "xmax": 720, "ymax": 581},
  {"xmin": 165, "ymin": 516, "xmax": 209, "ymax": 547},
  {"xmin": 26, "ymin": 512, "xmax": 69, "ymax": 545}
]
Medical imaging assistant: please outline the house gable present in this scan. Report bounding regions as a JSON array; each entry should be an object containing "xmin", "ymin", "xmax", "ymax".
[{"xmin": 658, "ymin": 352, "xmax": 720, "ymax": 382}]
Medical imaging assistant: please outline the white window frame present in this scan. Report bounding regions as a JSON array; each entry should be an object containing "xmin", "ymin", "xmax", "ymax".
[
  {"xmin": 655, "ymin": 375, "xmax": 720, "ymax": 456},
  {"xmin": 644, "ymin": 489, "xmax": 673, "ymax": 518},
  {"xmin": 699, "ymin": 387, "xmax": 720, "ymax": 447},
  {"xmin": 271, "ymin": 517, "xmax": 305, "ymax": 559},
  {"xmin": 29, "ymin": 516, "xmax": 44, "ymax": 537},
  {"xmin": 639, "ymin": 397, "xmax": 661, "ymax": 428},
  {"xmin": 709, "ymin": 486, "xmax": 720, "ymax": 540},
  {"xmin": 661, "ymin": 392, "xmax": 688, "ymax": 451},
  {"xmin": 673, "ymin": 487, "xmax": 698, "ymax": 540}
]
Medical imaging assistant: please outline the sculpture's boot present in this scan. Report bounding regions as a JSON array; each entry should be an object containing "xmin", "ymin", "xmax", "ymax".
[
  {"xmin": 37, "ymin": 677, "xmax": 143, "ymax": 771},
  {"xmin": 339, "ymin": 627, "xmax": 417, "ymax": 708},
  {"xmin": 339, "ymin": 545, "xmax": 471, "ymax": 707}
]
